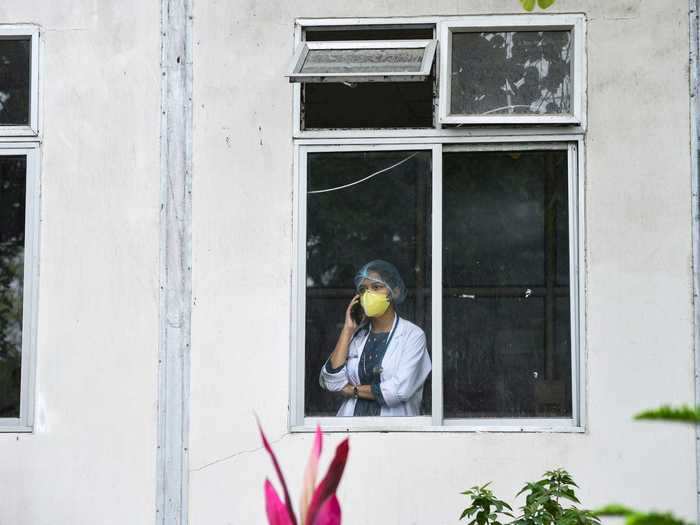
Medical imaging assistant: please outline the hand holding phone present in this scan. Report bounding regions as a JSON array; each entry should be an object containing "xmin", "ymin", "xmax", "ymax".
[
  {"xmin": 344, "ymin": 294, "xmax": 364, "ymax": 330},
  {"xmin": 351, "ymin": 300, "xmax": 364, "ymax": 325}
]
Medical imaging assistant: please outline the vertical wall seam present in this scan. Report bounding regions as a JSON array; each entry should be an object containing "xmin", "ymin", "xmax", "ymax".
[
  {"xmin": 157, "ymin": 0, "xmax": 193, "ymax": 523},
  {"xmin": 689, "ymin": 0, "xmax": 700, "ymax": 521}
]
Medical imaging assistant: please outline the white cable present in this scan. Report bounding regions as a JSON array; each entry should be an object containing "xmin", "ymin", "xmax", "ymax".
[{"xmin": 307, "ymin": 152, "xmax": 419, "ymax": 195}]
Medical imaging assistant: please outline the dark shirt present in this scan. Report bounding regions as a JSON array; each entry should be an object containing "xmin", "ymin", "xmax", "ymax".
[{"xmin": 353, "ymin": 330, "xmax": 389, "ymax": 416}]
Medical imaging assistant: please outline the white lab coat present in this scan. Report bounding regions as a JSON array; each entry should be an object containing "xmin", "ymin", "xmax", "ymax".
[{"xmin": 319, "ymin": 316, "xmax": 432, "ymax": 417}]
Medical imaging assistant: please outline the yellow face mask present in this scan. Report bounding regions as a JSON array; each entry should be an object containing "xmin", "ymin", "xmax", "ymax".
[{"xmin": 360, "ymin": 289, "xmax": 390, "ymax": 318}]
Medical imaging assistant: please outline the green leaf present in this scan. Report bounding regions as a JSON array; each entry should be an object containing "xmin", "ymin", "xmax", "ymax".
[
  {"xmin": 626, "ymin": 512, "xmax": 689, "ymax": 525},
  {"xmin": 634, "ymin": 405, "xmax": 700, "ymax": 424},
  {"xmin": 537, "ymin": 0, "xmax": 556, "ymax": 9},
  {"xmin": 519, "ymin": 0, "xmax": 536, "ymax": 11},
  {"xmin": 595, "ymin": 504, "xmax": 635, "ymax": 517}
]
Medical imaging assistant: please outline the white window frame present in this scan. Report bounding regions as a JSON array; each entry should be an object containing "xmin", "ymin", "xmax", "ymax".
[
  {"xmin": 290, "ymin": 136, "xmax": 586, "ymax": 433},
  {"xmin": 0, "ymin": 25, "xmax": 40, "ymax": 137},
  {"xmin": 290, "ymin": 16, "xmax": 586, "ymax": 433},
  {"xmin": 0, "ymin": 142, "xmax": 40, "ymax": 432},
  {"xmin": 287, "ymin": 39, "xmax": 437, "ymax": 83},
  {"xmin": 438, "ymin": 14, "xmax": 586, "ymax": 126},
  {"xmin": 292, "ymin": 18, "xmax": 441, "ymax": 138}
]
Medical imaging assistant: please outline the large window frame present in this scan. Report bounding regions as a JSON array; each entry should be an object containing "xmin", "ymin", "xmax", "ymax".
[
  {"xmin": 0, "ymin": 142, "xmax": 40, "ymax": 432},
  {"xmin": 0, "ymin": 25, "xmax": 41, "ymax": 137},
  {"xmin": 290, "ymin": 16, "xmax": 586, "ymax": 433},
  {"xmin": 0, "ymin": 23, "xmax": 41, "ymax": 432}
]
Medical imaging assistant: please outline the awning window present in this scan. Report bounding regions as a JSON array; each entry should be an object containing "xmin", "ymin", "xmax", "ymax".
[{"xmin": 287, "ymin": 39, "xmax": 437, "ymax": 83}]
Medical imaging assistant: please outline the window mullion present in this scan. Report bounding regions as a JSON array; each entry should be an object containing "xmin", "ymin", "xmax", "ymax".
[
  {"xmin": 567, "ymin": 142, "xmax": 581, "ymax": 426},
  {"xmin": 291, "ymin": 145, "xmax": 307, "ymax": 428},
  {"xmin": 431, "ymin": 143, "xmax": 443, "ymax": 426},
  {"xmin": 20, "ymin": 147, "xmax": 39, "ymax": 427}
]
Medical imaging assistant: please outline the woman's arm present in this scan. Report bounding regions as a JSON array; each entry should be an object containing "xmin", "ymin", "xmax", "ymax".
[
  {"xmin": 376, "ymin": 329, "xmax": 431, "ymax": 408},
  {"xmin": 319, "ymin": 295, "xmax": 363, "ymax": 392},
  {"xmin": 328, "ymin": 294, "xmax": 361, "ymax": 369},
  {"xmin": 340, "ymin": 383, "xmax": 376, "ymax": 400}
]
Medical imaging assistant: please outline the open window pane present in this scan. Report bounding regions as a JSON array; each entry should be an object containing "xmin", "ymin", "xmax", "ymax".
[
  {"xmin": 0, "ymin": 39, "xmax": 31, "ymax": 126},
  {"xmin": 450, "ymin": 31, "xmax": 572, "ymax": 117},
  {"xmin": 442, "ymin": 150, "xmax": 571, "ymax": 418},
  {"xmin": 305, "ymin": 150, "xmax": 432, "ymax": 417},
  {"xmin": 288, "ymin": 40, "xmax": 436, "ymax": 83},
  {"xmin": 0, "ymin": 155, "xmax": 26, "ymax": 418},
  {"xmin": 301, "ymin": 47, "xmax": 425, "ymax": 75}
]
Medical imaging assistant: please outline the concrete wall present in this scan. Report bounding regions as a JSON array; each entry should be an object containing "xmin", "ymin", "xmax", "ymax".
[
  {"xmin": 189, "ymin": 0, "xmax": 697, "ymax": 524},
  {"xmin": 0, "ymin": 2, "xmax": 161, "ymax": 524},
  {"xmin": 0, "ymin": 0, "xmax": 694, "ymax": 524}
]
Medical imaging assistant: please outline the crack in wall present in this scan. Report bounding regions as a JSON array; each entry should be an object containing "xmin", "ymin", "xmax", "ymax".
[{"xmin": 190, "ymin": 432, "xmax": 290, "ymax": 473}]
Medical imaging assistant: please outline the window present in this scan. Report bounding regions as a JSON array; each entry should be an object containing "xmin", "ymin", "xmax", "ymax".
[
  {"xmin": 290, "ymin": 16, "xmax": 585, "ymax": 432},
  {"xmin": 0, "ymin": 26, "xmax": 40, "ymax": 135},
  {"xmin": 287, "ymin": 39, "xmax": 437, "ymax": 83},
  {"xmin": 0, "ymin": 25, "xmax": 40, "ymax": 432},
  {"xmin": 439, "ymin": 15, "xmax": 585, "ymax": 125},
  {"xmin": 291, "ymin": 24, "xmax": 437, "ymax": 131}
]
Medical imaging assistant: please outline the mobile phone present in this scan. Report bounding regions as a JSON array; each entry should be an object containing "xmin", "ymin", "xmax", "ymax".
[{"xmin": 351, "ymin": 301, "xmax": 364, "ymax": 324}]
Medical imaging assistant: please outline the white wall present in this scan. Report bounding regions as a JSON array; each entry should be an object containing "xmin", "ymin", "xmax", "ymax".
[
  {"xmin": 0, "ymin": 1, "xmax": 693, "ymax": 524},
  {"xmin": 0, "ymin": 2, "xmax": 161, "ymax": 524},
  {"xmin": 189, "ymin": 0, "xmax": 697, "ymax": 524}
]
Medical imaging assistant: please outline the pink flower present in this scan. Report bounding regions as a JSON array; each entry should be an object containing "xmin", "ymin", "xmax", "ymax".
[{"xmin": 258, "ymin": 422, "xmax": 349, "ymax": 525}]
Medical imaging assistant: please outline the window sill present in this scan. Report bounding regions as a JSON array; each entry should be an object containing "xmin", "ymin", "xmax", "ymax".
[
  {"xmin": 291, "ymin": 417, "xmax": 584, "ymax": 433},
  {"xmin": 0, "ymin": 422, "xmax": 33, "ymax": 433}
]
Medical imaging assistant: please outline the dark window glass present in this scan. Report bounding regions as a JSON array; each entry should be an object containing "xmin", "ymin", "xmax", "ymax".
[
  {"xmin": 450, "ymin": 31, "xmax": 572, "ymax": 116},
  {"xmin": 305, "ymin": 150, "xmax": 432, "ymax": 416},
  {"xmin": 0, "ymin": 155, "xmax": 26, "ymax": 418},
  {"xmin": 442, "ymin": 150, "xmax": 571, "ymax": 418},
  {"xmin": 305, "ymin": 27, "xmax": 434, "ymax": 42},
  {"xmin": 0, "ymin": 39, "xmax": 31, "ymax": 126},
  {"xmin": 303, "ymin": 81, "xmax": 434, "ymax": 129}
]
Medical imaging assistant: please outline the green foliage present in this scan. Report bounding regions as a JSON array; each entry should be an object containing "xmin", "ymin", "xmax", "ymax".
[
  {"xmin": 634, "ymin": 405, "xmax": 700, "ymax": 424},
  {"xmin": 460, "ymin": 483, "xmax": 513, "ymax": 525},
  {"xmin": 519, "ymin": 0, "xmax": 556, "ymax": 11},
  {"xmin": 597, "ymin": 505, "xmax": 689, "ymax": 525},
  {"xmin": 460, "ymin": 470, "xmax": 600, "ymax": 525},
  {"xmin": 595, "ymin": 504, "xmax": 636, "ymax": 517}
]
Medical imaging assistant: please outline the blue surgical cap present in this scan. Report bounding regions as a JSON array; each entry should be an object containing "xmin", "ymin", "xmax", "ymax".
[{"xmin": 353, "ymin": 260, "xmax": 407, "ymax": 305}]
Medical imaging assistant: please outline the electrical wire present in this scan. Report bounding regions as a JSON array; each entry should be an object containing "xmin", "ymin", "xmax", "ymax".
[{"xmin": 307, "ymin": 152, "xmax": 419, "ymax": 195}]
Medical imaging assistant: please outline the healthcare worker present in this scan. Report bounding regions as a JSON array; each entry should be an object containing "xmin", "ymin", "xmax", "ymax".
[{"xmin": 319, "ymin": 260, "xmax": 431, "ymax": 416}]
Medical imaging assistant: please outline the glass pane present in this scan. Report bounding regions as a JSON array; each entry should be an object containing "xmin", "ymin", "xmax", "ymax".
[
  {"xmin": 443, "ymin": 150, "xmax": 571, "ymax": 418},
  {"xmin": 301, "ymin": 47, "xmax": 424, "ymax": 75},
  {"xmin": 450, "ymin": 31, "xmax": 572, "ymax": 116},
  {"xmin": 0, "ymin": 156, "xmax": 26, "ymax": 418},
  {"xmin": 0, "ymin": 38, "xmax": 31, "ymax": 126},
  {"xmin": 303, "ymin": 81, "xmax": 434, "ymax": 129},
  {"xmin": 305, "ymin": 28, "xmax": 434, "ymax": 41},
  {"xmin": 305, "ymin": 150, "xmax": 432, "ymax": 417}
]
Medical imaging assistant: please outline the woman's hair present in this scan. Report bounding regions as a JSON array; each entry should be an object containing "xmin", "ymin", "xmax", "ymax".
[{"xmin": 353, "ymin": 260, "xmax": 407, "ymax": 305}]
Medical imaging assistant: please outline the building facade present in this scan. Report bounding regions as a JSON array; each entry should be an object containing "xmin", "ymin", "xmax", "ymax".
[{"xmin": 0, "ymin": 1, "xmax": 697, "ymax": 524}]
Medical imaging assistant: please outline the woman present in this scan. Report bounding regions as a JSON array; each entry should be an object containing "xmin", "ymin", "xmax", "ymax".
[{"xmin": 319, "ymin": 260, "xmax": 431, "ymax": 417}]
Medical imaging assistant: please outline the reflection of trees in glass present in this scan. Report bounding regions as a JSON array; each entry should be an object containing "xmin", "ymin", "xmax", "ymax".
[
  {"xmin": 0, "ymin": 157, "xmax": 26, "ymax": 418},
  {"xmin": 0, "ymin": 39, "xmax": 31, "ymax": 125},
  {"xmin": 451, "ymin": 31, "xmax": 571, "ymax": 115},
  {"xmin": 304, "ymin": 151, "xmax": 432, "ymax": 416},
  {"xmin": 442, "ymin": 151, "xmax": 571, "ymax": 418},
  {"xmin": 306, "ymin": 151, "xmax": 431, "ymax": 290}
]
